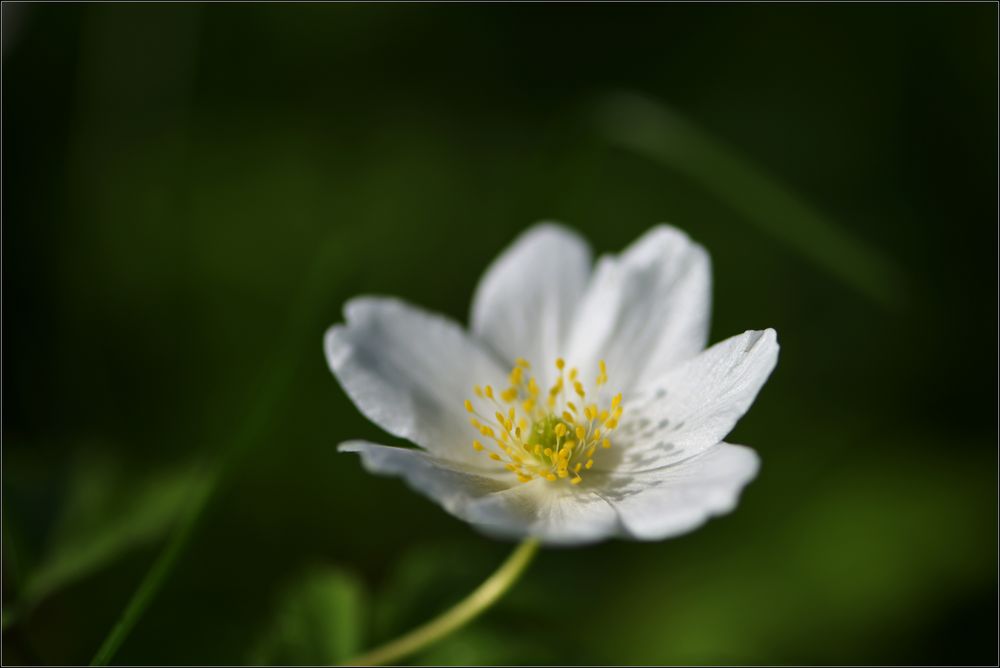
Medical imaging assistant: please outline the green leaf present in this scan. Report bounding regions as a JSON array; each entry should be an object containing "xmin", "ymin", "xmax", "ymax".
[
  {"xmin": 249, "ymin": 566, "xmax": 366, "ymax": 665},
  {"xmin": 413, "ymin": 625, "xmax": 554, "ymax": 666},
  {"xmin": 372, "ymin": 541, "xmax": 492, "ymax": 642},
  {"xmin": 20, "ymin": 450, "xmax": 212, "ymax": 607},
  {"xmin": 592, "ymin": 91, "xmax": 908, "ymax": 308}
]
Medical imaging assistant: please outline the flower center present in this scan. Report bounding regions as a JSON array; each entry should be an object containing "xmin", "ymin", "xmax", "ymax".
[{"xmin": 464, "ymin": 357, "xmax": 623, "ymax": 485}]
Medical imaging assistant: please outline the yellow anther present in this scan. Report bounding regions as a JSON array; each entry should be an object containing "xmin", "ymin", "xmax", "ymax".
[{"xmin": 469, "ymin": 355, "xmax": 623, "ymax": 485}]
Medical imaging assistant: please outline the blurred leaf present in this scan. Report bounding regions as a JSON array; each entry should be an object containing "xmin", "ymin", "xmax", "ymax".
[
  {"xmin": 248, "ymin": 566, "xmax": 365, "ymax": 665},
  {"xmin": 20, "ymin": 450, "xmax": 211, "ymax": 607},
  {"xmin": 595, "ymin": 442, "xmax": 994, "ymax": 664},
  {"xmin": 372, "ymin": 541, "xmax": 492, "ymax": 641},
  {"xmin": 413, "ymin": 625, "xmax": 553, "ymax": 666},
  {"xmin": 592, "ymin": 91, "xmax": 907, "ymax": 308}
]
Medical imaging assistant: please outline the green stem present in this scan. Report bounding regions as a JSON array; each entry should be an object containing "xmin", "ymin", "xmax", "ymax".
[{"xmin": 344, "ymin": 538, "xmax": 541, "ymax": 667}]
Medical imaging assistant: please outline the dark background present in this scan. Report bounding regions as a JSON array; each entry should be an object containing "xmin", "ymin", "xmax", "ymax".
[{"xmin": 3, "ymin": 3, "xmax": 997, "ymax": 665}]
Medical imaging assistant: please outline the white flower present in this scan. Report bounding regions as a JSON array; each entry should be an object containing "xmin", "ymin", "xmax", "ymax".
[{"xmin": 325, "ymin": 224, "xmax": 779, "ymax": 546}]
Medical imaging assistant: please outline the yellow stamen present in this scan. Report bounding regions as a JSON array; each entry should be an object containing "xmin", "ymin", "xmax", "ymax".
[{"xmin": 464, "ymin": 355, "xmax": 623, "ymax": 486}]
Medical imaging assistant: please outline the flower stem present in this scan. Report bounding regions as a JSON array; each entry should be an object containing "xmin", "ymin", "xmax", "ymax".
[{"xmin": 344, "ymin": 538, "xmax": 541, "ymax": 666}]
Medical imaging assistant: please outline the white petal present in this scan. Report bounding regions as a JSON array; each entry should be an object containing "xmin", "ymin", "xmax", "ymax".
[
  {"xmin": 612, "ymin": 329, "xmax": 779, "ymax": 472},
  {"xmin": 339, "ymin": 441, "xmax": 512, "ymax": 515},
  {"xmin": 565, "ymin": 225, "xmax": 712, "ymax": 390},
  {"xmin": 471, "ymin": 223, "xmax": 592, "ymax": 383},
  {"xmin": 341, "ymin": 441, "xmax": 621, "ymax": 546},
  {"xmin": 325, "ymin": 297, "xmax": 507, "ymax": 463},
  {"xmin": 600, "ymin": 443, "xmax": 759, "ymax": 540},
  {"xmin": 463, "ymin": 480, "xmax": 623, "ymax": 546}
]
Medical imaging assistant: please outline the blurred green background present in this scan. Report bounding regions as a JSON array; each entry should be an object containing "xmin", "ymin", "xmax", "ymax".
[{"xmin": 3, "ymin": 3, "xmax": 997, "ymax": 665}]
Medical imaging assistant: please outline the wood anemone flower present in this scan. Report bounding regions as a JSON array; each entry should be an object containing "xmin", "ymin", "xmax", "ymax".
[{"xmin": 325, "ymin": 223, "xmax": 779, "ymax": 546}]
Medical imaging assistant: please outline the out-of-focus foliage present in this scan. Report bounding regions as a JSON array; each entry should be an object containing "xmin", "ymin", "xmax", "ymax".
[
  {"xmin": 593, "ymin": 92, "xmax": 908, "ymax": 307},
  {"xmin": 19, "ymin": 450, "xmax": 210, "ymax": 608},
  {"xmin": 249, "ymin": 566, "xmax": 366, "ymax": 665},
  {"xmin": 3, "ymin": 3, "xmax": 996, "ymax": 665}
]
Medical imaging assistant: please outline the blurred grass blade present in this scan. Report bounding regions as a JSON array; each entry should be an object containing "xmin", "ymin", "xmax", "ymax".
[
  {"xmin": 248, "ymin": 567, "xmax": 366, "ymax": 665},
  {"xmin": 21, "ymin": 451, "xmax": 211, "ymax": 607},
  {"xmin": 89, "ymin": 225, "xmax": 358, "ymax": 666},
  {"xmin": 593, "ymin": 91, "xmax": 907, "ymax": 307}
]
